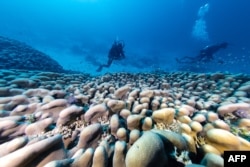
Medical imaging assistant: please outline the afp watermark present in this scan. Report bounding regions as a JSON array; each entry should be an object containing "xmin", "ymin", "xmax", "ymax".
[{"xmin": 224, "ymin": 151, "xmax": 250, "ymax": 167}]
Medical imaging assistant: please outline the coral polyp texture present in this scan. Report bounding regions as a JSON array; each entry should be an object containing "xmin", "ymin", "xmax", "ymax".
[{"xmin": 0, "ymin": 69, "xmax": 250, "ymax": 167}]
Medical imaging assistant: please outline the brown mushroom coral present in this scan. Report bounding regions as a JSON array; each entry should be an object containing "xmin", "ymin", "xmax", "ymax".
[
  {"xmin": 1, "ymin": 69, "xmax": 250, "ymax": 166},
  {"xmin": 152, "ymin": 108, "xmax": 175, "ymax": 125},
  {"xmin": 205, "ymin": 128, "xmax": 242, "ymax": 154},
  {"xmin": 125, "ymin": 131, "xmax": 168, "ymax": 167},
  {"xmin": 0, "ymin": 134, "xmax": 65, "ymax": 167},
  {"xmin": 84, "ymin": 104, "xmax": 108, "ymax": 123}
]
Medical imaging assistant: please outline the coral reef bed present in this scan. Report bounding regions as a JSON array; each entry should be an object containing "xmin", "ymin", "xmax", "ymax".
[
  {"xmin": 0, "ymin": 69, "xmax": 250, "ymax": 167},
  {"xmin": 0, "ymin": 36, "xmax": 64, "ymax": 72}
]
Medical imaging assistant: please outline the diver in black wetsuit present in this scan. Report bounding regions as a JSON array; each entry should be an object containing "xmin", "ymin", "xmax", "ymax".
[
  {"xmin": 96, "ymin": 40, "xmax": 125, "ymax": 72},
  {"xmin": 176, "ymin": 42, "xmax": 228, "ymax": 64}
]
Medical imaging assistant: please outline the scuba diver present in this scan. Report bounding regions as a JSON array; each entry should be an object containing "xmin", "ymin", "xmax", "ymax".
[
  {"xmin": 176, "ymin": 42, "xmax": 228, "ymax": 64},
  {"xmin": 96, "ymin": 40, "xmax": 125, "ymax": 72}
]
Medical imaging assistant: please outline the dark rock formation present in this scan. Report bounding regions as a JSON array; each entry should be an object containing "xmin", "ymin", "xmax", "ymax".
[{"xmin": 0, "ymin": 36, "xmax": 64, "ymax": 72}]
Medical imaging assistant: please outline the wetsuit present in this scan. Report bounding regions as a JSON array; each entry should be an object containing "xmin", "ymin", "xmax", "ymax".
[
  {"xmin": 96, "ymin": 41, "xmax": 125, "ymax": 72},
  {"xmin": 176, "ymin": 42, "xmax": 228, "ymax": 64}
]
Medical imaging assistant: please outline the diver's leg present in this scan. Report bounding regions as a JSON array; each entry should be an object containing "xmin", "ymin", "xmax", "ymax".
[
  {"xmin": 101, "ymin": 59, "xmax": 113, "ymax": 68},
  {"xmin": 96, "ymin": 59, "xmax": 113, "ymax": 72},
  {"xmin": 106, "ymin": 58, "xmax": 113, "ymax": 67},
  {"xmin": 96, "ymin": 65, "xmax": 103, "ymax": 72}
]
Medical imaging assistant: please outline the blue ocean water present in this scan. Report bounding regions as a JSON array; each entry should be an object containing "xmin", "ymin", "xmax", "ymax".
[{"xmin": 0, "ymin": 0, "xmax": 249, "ymax": 75}]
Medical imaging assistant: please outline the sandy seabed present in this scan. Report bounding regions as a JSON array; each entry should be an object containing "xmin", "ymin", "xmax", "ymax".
[{"xmin": 0, "ymin": 69, "xmax": 250, "ymax": 167}]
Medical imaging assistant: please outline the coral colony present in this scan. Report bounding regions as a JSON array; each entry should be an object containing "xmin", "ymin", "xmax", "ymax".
[
  {"xmin": 0, "ymin": 68, "xmax": 250, "ymax": 167},
  {"xmin": 0, "ymin": 36, "xmax": 64, "ymax": 73}
]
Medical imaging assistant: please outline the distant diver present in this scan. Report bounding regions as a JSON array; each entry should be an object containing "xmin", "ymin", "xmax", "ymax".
[
  {"xmin": 96, "ymin": 40, "xmax": 125, "ymax": 72},
  {"xmin": 176, "ymin": 42, "xmax": 228, "ymax": 64}
]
